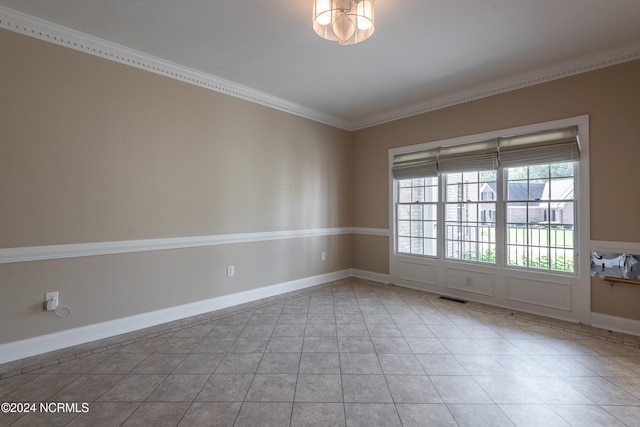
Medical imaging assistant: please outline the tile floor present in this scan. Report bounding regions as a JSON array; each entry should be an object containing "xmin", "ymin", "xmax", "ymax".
[{"xmin": 1, "ymin": 278, "xmax": 640, "ymax": 426}]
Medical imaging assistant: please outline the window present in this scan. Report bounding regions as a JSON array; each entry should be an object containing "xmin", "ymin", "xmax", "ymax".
[
  {"xmin": 506, "ymin": 162, "xmax": 575, "ymax": 272},
  {"xmin": 481, "ymin": 189, "xmax": 495, "ymax": 201},
  {"xmin": 397, "ymin": 177, "xmax": 438, "ymax": 256},
  {"xmin": 392, "ymin": 124, "xmax": 580, "ymax": 274},
  {"xmin": 445, "ymin": 171, "xmax": 496, "ymax": 263}
]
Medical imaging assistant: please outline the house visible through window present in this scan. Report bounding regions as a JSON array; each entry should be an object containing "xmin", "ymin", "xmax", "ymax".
[
  {"xmin": 445, "ymin": 171, "xmax": 496, "ymax": 263},
  {"xmin": 505, "ymin": 162, "xmax": 575, "ymax": 272},
  {"xmin": 392, "ymin": 125, "xmax": 579, "ymax": 274},
  {"xmin": 397, "ymin": 177, "xmax": 438, "ymax": 256}
]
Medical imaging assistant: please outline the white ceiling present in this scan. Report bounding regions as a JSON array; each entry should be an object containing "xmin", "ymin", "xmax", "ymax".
[{"xmin": 2, "ymin": 0, "xmax": 640, "ymax": 130}]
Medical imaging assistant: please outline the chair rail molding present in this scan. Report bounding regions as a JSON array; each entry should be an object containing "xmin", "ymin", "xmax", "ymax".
[{"xmin": 0, "ymin": 228, "xmax": 370, "ymax": 264}]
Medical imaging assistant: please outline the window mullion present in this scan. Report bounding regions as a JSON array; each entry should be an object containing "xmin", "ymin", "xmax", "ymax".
[
  {"xmin": 438, "ymin": 174, "xmax": 445, "ymax": 260},
  {"xmin": 496, "ymin": 167, "xmax": 505, "ymax": 268}
]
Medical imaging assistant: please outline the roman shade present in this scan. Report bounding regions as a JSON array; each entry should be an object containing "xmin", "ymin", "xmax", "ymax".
[
  {"xmin": 392, "ymin": 150, "xmax": 438, "ymax": 179},
  {"xmin": 392, "ymin": 126, "xmax": 579, "ymax": 179},
  {"xmin": 498, "ymin": 126, "xmax": 580, "ymax": 168},
  {"xmin": 436, "ymin": 139, "xmax": 499, "ymax": 174}
]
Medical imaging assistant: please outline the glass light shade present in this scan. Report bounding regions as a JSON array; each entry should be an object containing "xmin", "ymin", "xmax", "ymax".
[
  {"xmin": 332, "ymin": 13, "xmax": 356, "ymax": 42},
  {"xmin": 312, "ymin": 0, "xmax": 375, "ymax": 45},
  {"xmin": 314, "ymin": 0, "xmax": 332, "ymax": 25},
  {"xmin": 356, "ymin": 0, "xmax": 373, "ymax": 30}
]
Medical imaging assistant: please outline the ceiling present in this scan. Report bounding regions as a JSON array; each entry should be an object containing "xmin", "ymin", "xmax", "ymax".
[{"xmin": 2, "ymin": 0, "xmax": 640, "ymax": 130}]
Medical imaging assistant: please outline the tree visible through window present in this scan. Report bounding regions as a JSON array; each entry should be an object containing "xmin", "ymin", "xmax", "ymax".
[
  {"xmin": 393, "ymin": 124, "xmax": 580, "ymax": 274},
  {"xmin": 445, "ymin": 171, "xmax": 496, "ymax": 263},
  {"xmin": 395, "ymin": 162, "xmax": 577, "ymax": 273},
  {"xmin": 506, "ymin": 162, "xmax": 575, "ymax": 272}
]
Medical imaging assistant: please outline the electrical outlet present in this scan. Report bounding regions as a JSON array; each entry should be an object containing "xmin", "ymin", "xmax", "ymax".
[
  {"xmin": 227, "ymin": 265, "xmax": 235, "ymax": 277},
  {"xmin": 45, "ymin": 291, "xmax": 59, "ymax": 311},
  {"xmin": 321, "ymin": 252, "xmax": 326, "ymax": 261}
]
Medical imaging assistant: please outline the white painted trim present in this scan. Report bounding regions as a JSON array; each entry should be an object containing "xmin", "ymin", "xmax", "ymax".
[
  {"xmin": 576, "ymin": 118, "xmax": 592, "ymax": 324},
  {"xmin": 591, "ymin": 240, "xmax": 640, "ymax": 254},
  {"xmin": 351, "ymin": 269, "xmax": 390, "ymax": 284},
  {"xmin": 0, "ymin": 269, "xmax": 352, "ymax": 364},
  {"xmin": 353, "ymin": 42, "xmax": 640, "ymax": 130},
  {"xmin": 590, "ymin": 312, "xmax": 640, "ymax": 337},
  {"xmin": 351, "ymin": 227, "xmax": 390, "ymax": 237},
  {"xmin": 0, "ymin": 5, "xmax": 351, "ymax": 130},
  {"xmin": 388, "ymin": 115, "xmax": 591, "ymax": 324},
  {"xmin": 0, "ymin": 227, "xmax": 353, "ymax": 264},
  {"xmin": 2, "ymin": 6, "xmax": 639, "ymax": 131}
]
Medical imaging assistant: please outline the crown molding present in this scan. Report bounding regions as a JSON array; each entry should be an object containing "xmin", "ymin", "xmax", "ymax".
[
  {"xmin": 2, "ymin": 5, "xmax": 639, "ymax": 132},
  {"xmin": 352, "ymin": 41, "xmax": 640, "ymax": 130},
  {"xmin": 0, "ymin": 5, "xmax": 352, "ymax": 131}
]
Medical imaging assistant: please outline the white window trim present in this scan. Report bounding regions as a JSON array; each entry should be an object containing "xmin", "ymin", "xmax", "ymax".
[{"xmin": 389, "ymin": 115, "xmax": 590, "ymax": 324}]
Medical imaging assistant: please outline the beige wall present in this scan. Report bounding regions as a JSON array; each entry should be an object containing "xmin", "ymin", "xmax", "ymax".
[
  {"xmin": 0, "ymin": 236, "xmax": 352, "ymax": 343},
  {"xmin": 592, "ymin": 277, "xmax": 640, "ymax": 321},
  {"xmin": 2, "ymin": 26, "xmax": 640, "ymax": 345},
  {"xmin": 1, "ymin": 30, "xmax": 353, "ymax": 246},
  {"xmin": 0, "ymin": 29, "xmax": 352, "ymax": 343},
  {"xmin": 352, "ymin": 59, "xmax": 640, "ymax": 320}
]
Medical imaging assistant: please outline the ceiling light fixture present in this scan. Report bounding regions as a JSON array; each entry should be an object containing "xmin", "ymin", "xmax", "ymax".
[{"xmin": 312, "ymin": 0, "xmax": 375, "ymax": 45}]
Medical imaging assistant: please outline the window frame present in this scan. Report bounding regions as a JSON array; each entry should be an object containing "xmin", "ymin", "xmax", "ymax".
[
  {"xmin": 503, "ymin": 162, "xmax": 577, "ymax": 273},
  {"xmin": 394, "ymin": 169, "xmax": 578, "ymax": 275},
  {"xmin": 390, "ymin": 115, "xmax": 589, "ymax": 278},
  {"xmin": 443, "ymin": 171, "xmax": 498, "ymax": 264},
  {"xmin": 396, "ymin": 177, "xmax": 439, "ymax": 257}
]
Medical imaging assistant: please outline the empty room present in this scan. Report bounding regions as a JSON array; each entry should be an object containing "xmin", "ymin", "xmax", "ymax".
[{"xmin": 1, "ymin": 1, "xmax": 640, "ymax": 426}]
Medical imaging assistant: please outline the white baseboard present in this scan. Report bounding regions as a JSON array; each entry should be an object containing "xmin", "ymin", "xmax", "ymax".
[
  {"xmin": 5, "ymin": 270, "xmax": 639, "ymax": 366},
  {"xmin": 0, "ymin": 269, "xmax": 351, "ymax": 365},
  {"xmin": 351, "ymin": 269, "xmax": 390, "ymax": 284},
  {"xmin": 590, "ymin": 312, "xmax": 640, "ymax": 337}
]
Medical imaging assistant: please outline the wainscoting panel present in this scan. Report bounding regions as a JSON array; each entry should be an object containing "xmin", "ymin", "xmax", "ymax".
[
  {"xmin": 397, "ymin": 260, "xmax": 437, "ymax": 288},
  {"xmin": 444, "ymin": 267, "xmax": 495, "ymax": 297},
  {"xmin": 506, "ymin": 275, "xmax": 572, "ymax": 311}
]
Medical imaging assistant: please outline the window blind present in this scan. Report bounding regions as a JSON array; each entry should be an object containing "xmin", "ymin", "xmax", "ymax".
[
  {"xmin": 392, "ymin": 126, "xmax": 579, "ymax": 180},
  {"xmin": 436, "ymin": 139, "xmax": 499, "ymax": 174},
  {"xmin": 498, "ymin": 126, "xmax": 579, "ymax": 168},
  {"xmin": 392, "ymin": 150, "xmax": 438, "ymax": 179}
]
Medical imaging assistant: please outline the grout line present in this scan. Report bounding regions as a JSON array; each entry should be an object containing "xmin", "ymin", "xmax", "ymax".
[{"xmin": 2, "ymin": 278, "xmax": 639, "ymax": 379}]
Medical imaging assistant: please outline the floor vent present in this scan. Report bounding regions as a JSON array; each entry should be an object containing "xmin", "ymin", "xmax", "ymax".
[{"xmin": 438, "ymin": 296, "xmax": 467, "ymax": 304}]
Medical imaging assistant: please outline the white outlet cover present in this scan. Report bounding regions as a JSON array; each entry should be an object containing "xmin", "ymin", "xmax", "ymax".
[{"xmin": 45, "ymin": 291, "xmax": 59, "ymax": 311}]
